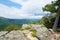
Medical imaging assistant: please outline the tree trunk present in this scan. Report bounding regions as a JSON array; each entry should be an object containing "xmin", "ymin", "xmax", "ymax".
[{"xmin": 53, "ymin": 12, "xmax": 60, "ymax": 30}]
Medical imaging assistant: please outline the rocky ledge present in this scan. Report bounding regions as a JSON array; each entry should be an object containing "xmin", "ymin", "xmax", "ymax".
[{"xmin": 0, "ymin": 24, "xmax": 60, "ymax": 40}]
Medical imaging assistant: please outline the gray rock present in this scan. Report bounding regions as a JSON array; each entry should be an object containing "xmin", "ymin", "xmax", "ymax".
[
  {"xmin": 0, "ymin": 31, "xmax": 8, "ymax": 36},
  {"xmin": 0, "ymin": 30, "xmax": 30, "ymax": 40},
  {"xmin": 0, "ymin": 24, "xmax": 54, "ymax": 40},
  {"xmin": 30, "ymin": 24, "xmax": 51, "ymax": 40},
  {"xmin": 22, "ymin": 24, "xmax": 52, "ymax": 40}
]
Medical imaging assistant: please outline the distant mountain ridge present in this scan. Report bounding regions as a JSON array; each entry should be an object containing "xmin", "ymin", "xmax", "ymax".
[
  {"xmin": 0, "ymin": 17, "xmax": 40, "ymax": 25},
  {"xmin": 0, "ymin": 17, "xmax": 40, "ymax": 31}
]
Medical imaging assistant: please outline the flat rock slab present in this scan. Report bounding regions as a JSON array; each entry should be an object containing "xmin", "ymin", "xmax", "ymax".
[{"xmin": 0, "ymin": 30, "xmax": 30, "ymax": 40}]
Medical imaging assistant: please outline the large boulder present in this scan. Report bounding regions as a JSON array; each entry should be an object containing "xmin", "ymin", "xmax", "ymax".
[
  {"xmin": 22, "ymin": 24, "xmax": 52, "ymax": 40},
  {"xmin": 0, "ymin": 30, "xmax": 30, "ymax": 40}
]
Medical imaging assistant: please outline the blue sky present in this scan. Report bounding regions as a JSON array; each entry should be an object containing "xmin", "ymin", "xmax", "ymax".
[
  {"xmin": 0, "ymin": 0, "xmax": 54, "ymax": 19},
  {"xmin": 0, "ymin": 0, "xmax": 22, "ymax": 8}
]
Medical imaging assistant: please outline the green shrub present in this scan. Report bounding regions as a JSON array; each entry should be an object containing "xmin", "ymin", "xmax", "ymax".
[
  {"xmin": 24, "ymin": 27, "xmax": 31, "ymax": 30},
  {"xmin": 19, "ymin": 26, "xmax": 31, "ymax": 31},
  {"xmin": 30, "ymin": 28, "xmax": 36, "ymax": 32},
  {"xmin": 4, "ymin": 24, "xmax": 20, "ymax": 31},
  {"xmin": 30, "ymin": 28, "xmax": 36, "ymax": 37},
  {"xmin": 31, "ymin": 32, "xmax": 36, "ymax": 37},
  {"xmin": 19, "ymin": 28, "xmax": 25, "ymax": 31}
]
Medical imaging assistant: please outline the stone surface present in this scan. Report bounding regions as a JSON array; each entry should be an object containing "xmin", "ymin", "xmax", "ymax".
[
  {"xmin": 22, "ymin": 30, "xmax": 38, "ymax": 40},
  {"xmin": 0, "ymin": 24, "xmax": 60, "ymax": 40},
  {"xmin": 0, "ymin": 30, "xmax": 30, "ymax": 40},
  {"xmin": 0, "ymin": 31, "xmax": 8, "ymax": 36},
  {"xmin": 30, "ymin": 24, "xmax": 52, "ymax": 40},
  {"xmin": 22, "ymin": 24, "xmax": 52, "ymax": 40},
  {"xmin": 47, "ymin": 33, "xmax": 60, "ymax": 40}
]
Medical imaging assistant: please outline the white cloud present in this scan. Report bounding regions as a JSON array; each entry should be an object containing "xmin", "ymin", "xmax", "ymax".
[
  {"xmin": 28, "ymin": 16, "xmax": 43, "ymax": 19},
  {"xmin": 0, "ymin": 0, "xmax": 53, "ymax": 19}
]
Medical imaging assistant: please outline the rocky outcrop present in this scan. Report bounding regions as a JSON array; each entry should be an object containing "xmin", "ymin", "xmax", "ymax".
[
  {"xmin": 0, "ymin": 24, "xmax": 60, "ymax": 40},
  {"xmin": 22, "ymin": 24, "xmax": 60, "ymax": 40},
  {"xmin": 0, "ymin": 30, "xmax": 30, "ymax": 40},
  {"xmin": 32, "ymin": 24, "xmax": 51, "ymax": 40},
  {"xmin": 22, "ymin": 24, "xmax": 52, "ymax": 40}
]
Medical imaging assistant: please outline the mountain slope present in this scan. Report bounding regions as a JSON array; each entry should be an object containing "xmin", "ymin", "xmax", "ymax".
[{"xmin": 0, "ymin": 17, "xmax": 40, "ymax": 31}]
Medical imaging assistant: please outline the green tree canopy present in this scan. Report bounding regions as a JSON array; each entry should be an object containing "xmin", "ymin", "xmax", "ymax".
[{"xmin": 42, "ymin": 0, "xmax": 60, "ymax": 30}]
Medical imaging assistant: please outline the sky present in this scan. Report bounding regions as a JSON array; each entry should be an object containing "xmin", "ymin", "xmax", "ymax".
[{"xmin": 0, "ymin": 0, "xmax": 54, "ymax": 19}]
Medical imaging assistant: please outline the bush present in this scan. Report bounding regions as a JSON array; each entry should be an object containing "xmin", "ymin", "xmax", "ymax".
[
  {"xmin": 31, "ymin": 32, "xmax": 36, "ymax": 37},
  {"xmin": 30, "ymin": 28, "xmax": 36, "ymax": 37},
  {"xmin": 30, "ymin": 28, "xmax": 36, "ymax": 32},
  {"xmin": 24, "ymin": 27, "xmax": 31, "ymax": 30},
  {"xmin": 4, "ymin": 24, "xmax": 20, "ymax": 31},
  {"xmin": 19, "ymin": 28, "xmax": 25, "ymax": 31}
]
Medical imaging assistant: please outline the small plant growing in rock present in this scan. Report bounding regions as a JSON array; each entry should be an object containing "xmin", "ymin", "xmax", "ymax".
[
  {"xmin": 19, "ymin": 28, "xmax": 25, "ymax": 31},
  {"xmin": 23, "ymin": 33, "xmax": 27, "ymax": 37},
  {"xmin": 30, "ymin": 28, "xmax": 36, "ymax": 33},
  {"xmin": 30, "ymin": 28, "xmax": 36, "ymax": 37},
  {"xmin": 24, "ymin": 27, "xmax": 31, "ymax": 30},
  {"xmin": 31, "ymin": 32, "xmax": 36, "ymax": 37},
  {"xmin": 20, "ymin": 26, "xmax": 31, "ymax": 31}
]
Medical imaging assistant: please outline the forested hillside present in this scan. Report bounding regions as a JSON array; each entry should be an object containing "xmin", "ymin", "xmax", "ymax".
[{"xmin": 0, "ymin": 17, "xmax": 39, "ymax": 31}]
